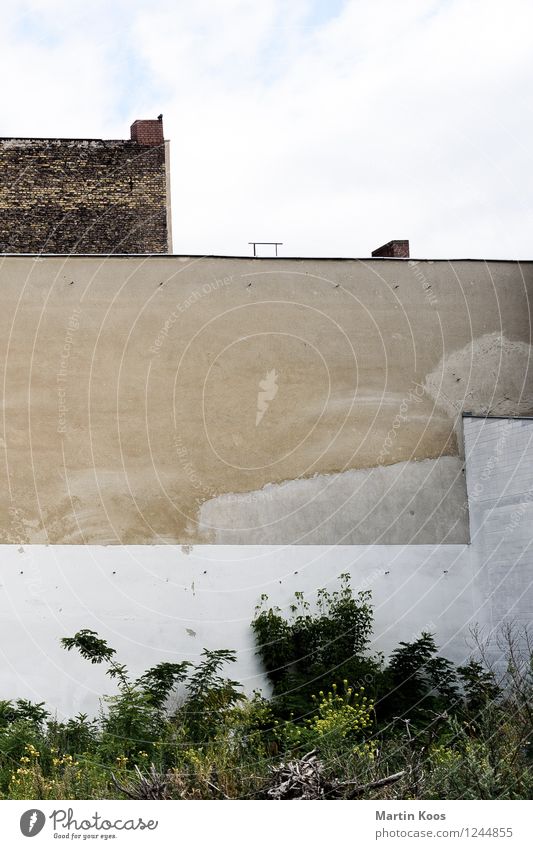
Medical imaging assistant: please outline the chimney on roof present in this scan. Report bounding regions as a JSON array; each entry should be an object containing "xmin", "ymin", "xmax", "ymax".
[
  {"xmin": 130, "ymin": 116, "xmax": 164, "ymax": 146},
  {"xmin": 371, "ymin": 239, "xmax": 410, "ymax": 258}
]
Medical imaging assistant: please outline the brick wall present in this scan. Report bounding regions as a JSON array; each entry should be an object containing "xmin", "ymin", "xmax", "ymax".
[
  {"xmin": 130, "ymin": 119, "xmax": 164, "ymax": 146},
  {"xmin": 0, "ymin": 121, "xmax": 170, "ymax": 254},
  {"xmin": 371, "ymin": 239, "xmax": 410, "ymax": 258}
]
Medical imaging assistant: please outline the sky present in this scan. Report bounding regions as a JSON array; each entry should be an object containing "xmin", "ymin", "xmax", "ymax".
[{"xmin": 1, "ymin": 0, "xmax": 532, "ymax": 258}]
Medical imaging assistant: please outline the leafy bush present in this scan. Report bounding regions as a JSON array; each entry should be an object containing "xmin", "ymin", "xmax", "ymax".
[
  {"xmin": 252, "ymin": 574, "xmax": 382, "ymax": 717},
  {"xmin": 380, "ymin": 632, "xmax": 460, "ymax": 722}
]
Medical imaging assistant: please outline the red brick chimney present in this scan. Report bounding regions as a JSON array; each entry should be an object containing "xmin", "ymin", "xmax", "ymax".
[
  {"xmin": 371, "ymin": 239, "xmax": 410, "ymax": 258},
  {"xmin": 130, "ymin": 116, "xmax": 164, "ymax": 146}
]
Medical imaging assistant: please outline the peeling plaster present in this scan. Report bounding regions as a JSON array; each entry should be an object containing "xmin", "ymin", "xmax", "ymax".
[{"xmin": 424, "ymin": 332, "xmax": 533, "ymax": 420}]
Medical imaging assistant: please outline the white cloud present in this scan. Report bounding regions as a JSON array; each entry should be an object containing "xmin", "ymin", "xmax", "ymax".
[{"xmin": 1, "ymin": 0, "xmax": 532, "ymax": 258}]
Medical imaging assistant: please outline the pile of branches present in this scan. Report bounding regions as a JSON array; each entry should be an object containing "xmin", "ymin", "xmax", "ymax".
[
  {"xmin": 111, "ymin": 753, "xmax": 406, "ymax": 800},
  {"xmin": 263, "ymin": 750, "xmax": 406, "ymax": 801},
  {"xmin": 263, "ymin": 750, "xmax": 337, "ymax": 800}
]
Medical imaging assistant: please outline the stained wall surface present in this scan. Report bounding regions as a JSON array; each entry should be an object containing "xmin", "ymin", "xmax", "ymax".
[
  {"xmin": 0, "ymin": 255, "xmax": 530, "ymax": 546},
  {"xmin": 0, "ymin": 138, "xmax": 170, "ymax": 253}
]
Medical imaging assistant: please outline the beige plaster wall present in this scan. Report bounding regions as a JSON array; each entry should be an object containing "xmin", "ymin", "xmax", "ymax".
[{"xmin": 0, "ymin": 255, "xmax": 530, "ymax": 544}]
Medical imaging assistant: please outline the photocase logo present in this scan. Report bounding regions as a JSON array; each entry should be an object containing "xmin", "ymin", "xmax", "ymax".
[
  {"xmin": 20, "ymin": 809, "xmax": 46, "ymax": 837},
  {"xmin": 256, "ymin": 368, "xmax": 279, "ymax": 426}
]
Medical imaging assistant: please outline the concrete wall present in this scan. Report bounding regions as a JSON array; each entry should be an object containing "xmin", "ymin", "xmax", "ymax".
[
  {"xmin": 0, "ymin": 137, "xmax": 169, "ymax": 253},
  {"xmin": 0, "ymin": 255, "xmax": 530, "ymax": 546},
  {"xmin": 465, "ymin": 416, "xmax": 533, "ymax": 638},
  {"xmin": 1, "ymin": 415, "xmax": 530, "ymax": 717}
]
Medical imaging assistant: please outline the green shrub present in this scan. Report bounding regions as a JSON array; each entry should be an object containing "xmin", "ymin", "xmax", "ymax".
[
  {"xmin": 252, "ymin": 575, "xmax": 382, "ymax": 717},
  {"xmin": 380, "ymin": 632, "xmax": 460, "ymax": 722}
]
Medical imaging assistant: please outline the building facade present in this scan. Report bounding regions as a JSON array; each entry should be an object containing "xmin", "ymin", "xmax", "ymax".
[{"xmin": 0, "ymin": 119, "xmax": 531, "ymax": 713}]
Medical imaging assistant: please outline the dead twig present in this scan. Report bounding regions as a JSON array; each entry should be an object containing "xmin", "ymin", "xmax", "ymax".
[
  {"xmin": 342, "ymin": 770, "xmax": 406, "ymax": 798},
  {"xmin": 111, "ymin": 764, "xmax": 171, "ymax": 800}
]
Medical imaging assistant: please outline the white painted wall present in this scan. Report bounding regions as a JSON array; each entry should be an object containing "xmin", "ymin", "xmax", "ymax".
[
  {"xmin": 0, "ymin": 543, "xmax": 475, "ymax": 718},
  {"xmin": 464, "ymin": 416, "xmax": 533, "ymax": 640},
  {"xmin": 0, "ymin": 416, "xmax": 530, "ymax": 718}
]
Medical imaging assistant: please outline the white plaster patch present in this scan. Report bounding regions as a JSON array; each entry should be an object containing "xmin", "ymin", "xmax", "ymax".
[{"xmin": 198, "ymin": 457, "xmax": 469, "ymax": 545}]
